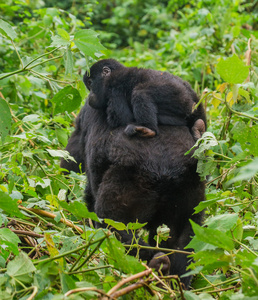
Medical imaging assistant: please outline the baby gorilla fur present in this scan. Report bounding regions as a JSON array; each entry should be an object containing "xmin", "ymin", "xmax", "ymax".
[{"xmin": 83, "ymin": 59, "xmax": 206, "ymax": 139}]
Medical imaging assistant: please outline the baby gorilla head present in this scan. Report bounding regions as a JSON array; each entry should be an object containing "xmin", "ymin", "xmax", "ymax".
[{"xmin": 83, "ymin": 59, "xmax": 124, "ymax": 109}]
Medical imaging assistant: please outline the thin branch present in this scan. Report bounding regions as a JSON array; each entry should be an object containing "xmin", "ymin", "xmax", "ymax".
[
  {"xmin": 32, "ymin": 233, "xmax": 107, "ymax": 266},
  {"xmin": 27, "ymin": 286, "xmax": 38, "ymax": 300},
  {"xmin": 19, "ymin": 207, "xmax": 84, "ymax": 234},
  {"xmin": 66, "ymin": 265, "xmax": 112, "ymax": 275},
  {"xmin": 110, "ymin": 281, "xmax": 149, "ymax": 299},
  {"xmin": 191, "ymin": 276, "xmax": 240, "ymax": 293},
  {"xmin": 23, "ymin": 47, "xmax": 61, "ymax": 69},
  {"xmin": 18, "ymin": 206, "xmax": 62, "ymax": 231},
  {"xmin": 203, "ymin": 285, "xmax": 237, "ymax": 294},
  {"xmin": 73, "ymin": 237, "xmax": 106, "ymax": 271},
  {"xmin": 193, "ymin": 90, "xmax": 212, "ymax": 111},
  {"xmin": 0, "ymin": 47, "xmax": 64, "ymax": 81},
  {"xmin": 245, "ymin": 38, "xmax": 252, "ymax": 82},
  {"xmin": 212, "ymin": 93, "xmax": 258, "ymax": 121},
  {"xmin": 124, "ymin": 244, "xmax": 193, "ymax": 255},
  {"xmin": 107, "ymin": 269, "xmax": 152, "ymax": 296},
  {"xmin": 64, "ymin": 287, "xmax": 114, "ymax": 299},
  {"xmin": 30, "ymin": 69, "xmax": 73, "ymax": 84},
  {"xmin": 11, "ymin": 40, "xmax": 23, "ymax": 68},
  {"xmin": 233, "ymin": 239, "xmax": 258, "ymax": 257},
  {"xmin": 28, "ymin": 54, "xmax": 64, "ymax": 69},
  {"xmin": 9, "ymin": 229, "xmax": 44, "ymax": 238}
]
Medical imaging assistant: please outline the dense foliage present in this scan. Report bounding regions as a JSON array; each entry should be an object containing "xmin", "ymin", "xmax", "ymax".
[{"xmin": 0, "ymin": 0, "xmax": 257, "ymax": 299}]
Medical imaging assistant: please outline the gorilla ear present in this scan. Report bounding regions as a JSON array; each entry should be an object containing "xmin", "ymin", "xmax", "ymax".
[{"xmin": 102, "ymin": 66, "xmax": 111, "ymax": 77}]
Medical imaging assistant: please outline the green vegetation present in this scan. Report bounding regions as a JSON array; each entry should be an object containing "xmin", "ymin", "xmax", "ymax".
[{"xmin": 0, "ymin": 0, "xmax": 257, "ymax": 299}]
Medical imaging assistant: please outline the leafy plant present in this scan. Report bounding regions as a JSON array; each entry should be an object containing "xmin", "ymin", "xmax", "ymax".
[{"xmin": 0, "ymin": 0, "xmax": 257, "ymax": 299}]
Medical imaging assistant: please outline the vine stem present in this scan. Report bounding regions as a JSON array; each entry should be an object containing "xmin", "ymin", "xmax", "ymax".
[
  {"xmin": 32, "ymin": 232, "xmax": 108, "ymax": 266},
  {"xmin": 123, "ymin": 244, "xmax": 193, "ymax": 255},
  {"xmin": 191, "ymin": 276, "xmax": 240, "ymax": 293},
  {"xmin": 232, "ymin": 238, "xmax": 258, "ymax": 257},
  {"xmin": 11, "ymin": 40, "xmax": 23, "ymax": 68},
  {"xmin": 0, "ymin": 47, "xmax": 63, "ymax": 81},
  {"xmin": 212, "ymin": 93, "xmax": 258, "ymax": 121},
  {"xmin": 0, "ymin": 231, "xmax": 108, "ymax": 273}
]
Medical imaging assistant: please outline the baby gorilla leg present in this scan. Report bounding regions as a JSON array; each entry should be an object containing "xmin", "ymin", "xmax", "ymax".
[{"xmin": 124, "ymin": 124, "xmax": 156, "ymax": 138}]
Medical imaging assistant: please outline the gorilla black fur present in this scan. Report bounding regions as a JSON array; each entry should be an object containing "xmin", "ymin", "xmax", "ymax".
[
  {"xmin": 83, "ymin": 59, "xmax": 206, "ymax": 139},
  {"xmin": 61, "ymin": 101, "xmax": 205, "ymax": 288}
]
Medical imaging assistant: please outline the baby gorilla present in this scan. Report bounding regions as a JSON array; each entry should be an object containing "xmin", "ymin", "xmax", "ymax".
[{"xmin": 83, "ymin": 59, "xmax": 206, "ymax": 139}]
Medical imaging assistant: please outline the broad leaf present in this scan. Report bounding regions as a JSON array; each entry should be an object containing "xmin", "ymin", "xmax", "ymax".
[
  {"xmin": 127, "ymin": 222, "xmax": 147, "ymax": 230},
  {"xmin": 7, "ymin": 252, "xmax": 36, "ymax": 283},
  {"xmin": 46, "ymin": 149, "xmax": 75, "ymax": 161},
  {"xmin": 232, "ymin": 122, "xmax": 258, "ymax": 156},
  {"xmin": 59, "ymin": 200, "xmax": 99, "ymax": 221},
  {"xmin": 74, "ymin": 29, "xmax": 106, "ymax": 58},
  {"xmin": 190, "ymin": 220, "xmax": 235, "ymax": 251},
  {"xmin": 0, "ymin": 19, "xmax": 17, "ymax": 40},
  {"xmin": 0, "ymin": 228, "xmax": 20, "ymax": 256},
  {"xmin": 60, "ymin": 273, "xmax": 76, "ymax": 293},
  {"xmin": 228, "ymin": 158, "xmax": 258, "ymax": 184},
  {"xmin": 205, "ymin": 214, "xmax": 238, "ymax": 232},
  {"xmin": 51, "ymin": 86, "xmax": 82, "ymax": 114},
  {"xmin": 104, "ymin": 236, "xmax": 144, "ymax": 274},
  {"xmin": 104, "ymin": 219, "xmax": 127, "ymax": 231},
  {"xmin": 216, "ymin": 54, "xmax": 249, "ymax": 84},
  {"xmin": 50, "ymin": 35, "xmax": 70, "ymax": 47},
  {"xmin": 0, "ymin": 191, "xmax": 25, "ymax": 218},
  {"xmin": 0, "ymin": 98, "xmax": 12, "ymax": 143}
]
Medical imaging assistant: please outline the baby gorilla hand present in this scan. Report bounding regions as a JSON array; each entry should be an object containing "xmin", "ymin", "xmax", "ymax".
[
  {"xmin": 124, "ymin": 124, "xmax": 157, "ymax": 138},
  {"xmin": 148, "ymin": 252, "xmax": 170, "ymax": 275}
]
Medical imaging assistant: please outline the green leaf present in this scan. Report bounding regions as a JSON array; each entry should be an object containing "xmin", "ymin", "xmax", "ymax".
[
  {"xmin": 205, "ymin": 214, "xmax": 238, "ymax": 232},
  {"xmin": 74, "ymin": 29, "xmax": 106, "ymax": 58},
  {"xmin": 0, "ymin": 191, "xmax": 25, "ymax": 218},
  {"xmin": 0, "ymin": 228, "xmax": 20, "ymax": 256},
  {"xmin": 59, "ymin": 200, "xmax": 99, "ymax": 222},
  {"xmin": 194, "ymin": 198, "xmax": 221, "ymax": 214},
  {"xmin": 127, "ymin": 221, "xmax": 147, "ymax": 230},
  {"xmin": 233, "ymin": 218, "xmax": 243, "ymax": 242},
  {"xmin": 185, "ymin": 132, "xmax": 218, "ymax": 156},
  {"xmin": 50, "ymin": 35, "xmax": 70, "ymax": 47},
  {"xmin": 0, "ymin": 228, "xmax": 20, "ymax": 245},
  {"xmin": 60, "ymin": 273, "xmax": 76, "ymax": 293},
  {"xmin": 22, "ymin": 114, "xmax": 40, "ymax": 123},
  {"xmin": 7, "ymin": 252, "xmax": 36, "ymax": 283},
  {"xmin": 232, "ymin": 122, "xmax": 258, "ymax": 156},
  {"xmin": 105, "ymin": 235, "xmax": 144, "ymax": 274},
  {"xmin": 0, "ymin": 98, "xmax": 12, "ymax": 143},
  {"xmin": 51, "ymin": 86, "xmax": 82, "ymax": 114},
  {"xmin": 104, "ymin": 219, "xmax": 127, "ymax": 231},
  {"xmin": 216, "ymin": 54, "xmax": 250, "ymax": 84},
  {"xmin": 64, "ymin": 48, "xmax": 73, "ymax": 75},
  {"xmin": 56, "ymin": 128, "xmax": 68, "ymax": 147},
  {"xmin": 228, "ymin": 158, "xmax": 258, "ymax": 183},
  {"xmin": 0, "ymin": 290, "xmax": 11, "ymax": 300},
  {"xmin": 57, "ymin": 28, "xmax": 70, "ymax": 41},
  {"xmin": 190, "ymin": 220, "xmax": 235, "ymax": 251},
  {"xmin": 0, "ymin": 19, "xmax": 17, "ymax": 40},
  {"xmin": 184, "ymin": 291, "xmax": 201, "ymax": 300},
  {"xmin": 238, "ymin": 87, "xmax": 250, "ymax": 103},
  {"xmin": 46, "ymin": 149, "xmax": 75, "ymax": 160}
]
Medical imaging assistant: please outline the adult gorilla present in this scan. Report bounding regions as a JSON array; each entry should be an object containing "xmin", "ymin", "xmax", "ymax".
[{"xmin": 61, "ymin": 101, "xmax": 205, "ymax": 288}]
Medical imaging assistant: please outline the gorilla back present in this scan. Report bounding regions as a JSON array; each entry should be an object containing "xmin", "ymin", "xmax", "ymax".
[{"xmin": 61, "ymin": 101, "xmax": 205, "ymax": 288}]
